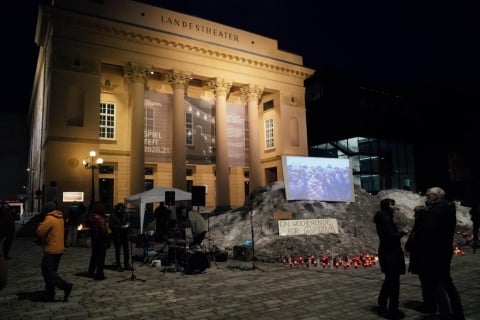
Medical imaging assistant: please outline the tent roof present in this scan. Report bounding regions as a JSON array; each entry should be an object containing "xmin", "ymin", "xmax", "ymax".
[{"xmin": 124, "ymin": 186, "xmax": 192, "ymax": 204}]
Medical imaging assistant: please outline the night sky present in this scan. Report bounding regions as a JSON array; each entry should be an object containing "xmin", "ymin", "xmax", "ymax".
[{"xmin": 6, "ymin": 1, "xmax": 479, "ymax": 114}]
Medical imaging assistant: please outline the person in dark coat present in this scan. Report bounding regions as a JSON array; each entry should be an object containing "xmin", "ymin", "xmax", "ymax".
[
  {"xmin": 2, "ymin": 202, "xmax": 19, "ymax": 260},
  {"xmin": 405, "ymin": 205, "xmax": 437, "ymax": 314},
  {"xmin": 422, "ymin": 187, "xmax": 465, "ymax": 320},
  {"xmin": 85, "ymin": 202, "xmax": 110, "ymax": 280},
  {"xmin": 109, "ymin": 203, "xmax": 131, "ymax": 272},
  {"xmin": 0, "ymin": 202, "xmax": 12, "ymax": 289},
  {"xmin": 373, "ymin": 198, "xmax": 408, "ymax": 319},
  {"xmin": 469, "ymin": 201, "xmax": 480, "ymax": 249},
  {"xmin": 65, "ymin": 201, "xmax": 86, "ymax": 247},
  {"xmin": 153, "ymin": 202, "xmax": 170, "ymax": 243}
]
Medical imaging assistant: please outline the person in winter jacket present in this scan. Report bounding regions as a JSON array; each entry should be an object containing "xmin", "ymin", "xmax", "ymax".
[
  {"xmin": 469, "ymin": 201, "xmax": 480, "ymax": 249},
  {"xmin": 86, "ymin": 202, "xmax": 110, "ymax": 280},
  {"xmin": 405, "ymin": 205, "xmax": 437, "ymax": 314},
  {"xmin": 36, "ymin": 201, "xmax": 73, "ymax": 301},
  {"xmin": 373, "ymin": 198, "xmax": 408, "ymax": 320},
  {"xmin": 109, "ymin": 203, "xmax": 132, "ymax": 272},
  {"xmin": 422, "ymin": 187, "xmax": 465, "ymax": 320}
]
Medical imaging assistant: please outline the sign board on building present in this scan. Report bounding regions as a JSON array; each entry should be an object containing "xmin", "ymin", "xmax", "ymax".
[
  {"xmin": 278, "ymin": 219, "xmax": 339, "ymax": 236},
  {"xmin": 63, "ymin": 192, "xmax": 84, "ymax": 203}
]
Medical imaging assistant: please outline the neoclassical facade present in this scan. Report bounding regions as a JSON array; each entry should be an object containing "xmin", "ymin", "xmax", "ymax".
[{"xmin": 28, "ymin": 0, "xmax": 314, "ymax": 212}]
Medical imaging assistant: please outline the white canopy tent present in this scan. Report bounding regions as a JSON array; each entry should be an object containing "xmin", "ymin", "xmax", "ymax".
[{"xmin": 124, "ymin": 186, "xmax": 192, "ymax": 233}]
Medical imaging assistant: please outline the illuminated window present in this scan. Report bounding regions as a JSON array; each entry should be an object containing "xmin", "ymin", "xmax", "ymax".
[
  {"xmin": 99, "ymin": 102, "xmax": 115, "ymax": 140},
  {"xmin": 264, "ymin": 118, "xmax": 274, "ymax": 150},
  {"xmin": 145, "ymin": 107, "xmax": 154, "ymax": 132},
  {"xmin": 186, "ymin": 112, "xmax": 193, "ymax": 145}
]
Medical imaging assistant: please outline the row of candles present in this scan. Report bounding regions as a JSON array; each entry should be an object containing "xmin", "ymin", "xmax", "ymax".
[
  {"xmin": 283, "ymin": 245, "xmax": 466, "ymax": 270},
  {"xmin": 453, "ymin": 247, "xmax": 465, "ymax": 256},
  {"xmin": 282, "ymin": 253, "xmax": 378, "ymax": 269}
]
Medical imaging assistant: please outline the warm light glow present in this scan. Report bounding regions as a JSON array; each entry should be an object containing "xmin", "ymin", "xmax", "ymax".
[
  {"xmin": 96, "ymin": 158, "xmax": 103, "ymax": 165},
  {"xmin": 89, "ymin": 150, "xmax": 96, "ymax": 157}
]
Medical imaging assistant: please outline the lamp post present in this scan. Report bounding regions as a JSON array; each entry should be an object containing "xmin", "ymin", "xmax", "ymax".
[{"xmin": 83, "ymin": 151, "xmax": 103, "ymax": 203}]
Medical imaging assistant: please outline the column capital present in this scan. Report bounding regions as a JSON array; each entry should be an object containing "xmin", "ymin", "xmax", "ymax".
[
  {"xmin": 167, "ymin": 70, "xmax": 191, "ymax": 91},
  {"xmin": 123, "ymin": 62, "xmax": 151, "ymax": 84},
  {"xmin": 240, "ymin": 84, "xmax": 264, "ymax": 104},
  {"xmin": 210, "ymin": 78, "xmax": 232, "ymax": 97}
]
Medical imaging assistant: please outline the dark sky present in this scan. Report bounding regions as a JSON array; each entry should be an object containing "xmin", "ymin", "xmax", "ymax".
[{"xmin": 5, "ymin": 0, "xmax": 480, "ymax": 114}]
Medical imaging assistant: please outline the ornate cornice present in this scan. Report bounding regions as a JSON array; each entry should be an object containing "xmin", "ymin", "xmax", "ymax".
[{"xmin": 51, "ymin": 12, "xmax": 314, "ymax": 81}]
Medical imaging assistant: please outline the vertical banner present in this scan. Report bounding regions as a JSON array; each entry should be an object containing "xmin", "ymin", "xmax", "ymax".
[{"xmin": 144, "ymin": 92, "xmax": 248, "ymax": 166}]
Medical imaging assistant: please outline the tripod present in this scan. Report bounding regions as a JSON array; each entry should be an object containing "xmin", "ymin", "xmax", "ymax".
[
  {"xmin": 243, "ymin": 209, "xmax": 264, "ymax": 271},
  {"xmin": 118, "ymin": 235, "xmax": 145, "ymax": 282}
]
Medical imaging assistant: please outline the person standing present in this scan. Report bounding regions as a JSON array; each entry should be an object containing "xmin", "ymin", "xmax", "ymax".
[
  {"xmin": 405, "ymin": 205, "xmax": 437, "ymax": 314},
  {"xmin": 469, "ymin": 201, "xmax": 480, "ymax": 249},
  {"xmin": 423, "ymin": 187, "xmax": 465, "ymax": 320},
  {"xmin": 2, "ymin": 202, "xmax": 19, "ymax": 260},
  {"xmin": 0, "ymin": 202, "xmax": 12, "ymax": 290},
  {"xmin": 65, "ymin": 201, "xmax": 86, "ymax": 247},
  {"xmin": 36, "ymin": 201, "xmax": 73, "ymax": 302},
  {"xmin": 154, "ymin": 202, "xmax": 170, "ymax": 243},
  {"xmin": 109, "ymin": 203, "xmax": 132, "ymax": 272},
  {"xmin": 85, "ymin": 202, "xmax": 110, "ymax": 280},
  {"xmin": 373, "ymin": 198, "xmax": 408, "ymax": 320}
]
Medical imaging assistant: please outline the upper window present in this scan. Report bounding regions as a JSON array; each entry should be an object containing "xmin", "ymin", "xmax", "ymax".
[
  {"xmin": 186, "ymin": 112, "xmax": 193, "ymax": 145},
  {"xmin": 264, "ymin": 118, "xmax": 275, "ymax": 150},
  {"xmin": 99, "ymin": 102, "xmax": 115, "ymax": 140},
  {"xmin": 145, "ymin": 107, "xmax": 154, "ymax": 132}
]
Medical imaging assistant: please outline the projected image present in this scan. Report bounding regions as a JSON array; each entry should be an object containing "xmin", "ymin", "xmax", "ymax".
[{"xmin": 282, "ymin": 155, "xmax": 354, "ymax": 202}]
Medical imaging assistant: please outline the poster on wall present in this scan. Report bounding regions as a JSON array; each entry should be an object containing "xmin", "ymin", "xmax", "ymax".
[
  {"xmin": 282, "ymin": 155, "xmax": 354, "ymax": 202},
  {"xmin": 185, "ymin": 96, "xmax": 216, "ymax": 164},
  {"xmin": 144, "ymin": 91, "xmax": 172, "ymax": 163},
  {"xmin": 226, "ymin": 102, "xmax": 248, "ymax": 166},
  {"xmin": 144, "ymin": 91, "xmax": 248, "ymax": 166}
]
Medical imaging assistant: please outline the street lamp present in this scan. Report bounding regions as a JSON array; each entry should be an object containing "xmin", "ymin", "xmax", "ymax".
[{"xmin": 83, "ymin": 151, "xmax": 103, "ymax": 203}]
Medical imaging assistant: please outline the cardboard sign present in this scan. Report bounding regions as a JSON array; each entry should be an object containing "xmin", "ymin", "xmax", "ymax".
[{"xmin": 278, "ymin": 219, "xmax": 339, "ymax": 236}]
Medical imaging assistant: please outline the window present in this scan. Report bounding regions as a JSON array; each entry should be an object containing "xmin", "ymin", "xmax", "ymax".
[
  {"xmin": 244, "ymin": 119, "xmax": 249, "ymax": 150},
  {"xmin": 186, "ymin": 112, "xmax": 193, "ymax": 145},
  {"xmin": 99, "ymin": 102, "xmax": 115, "ymax": 139},
  {"xmin": 264, "ymin": 118, "xmax": 274, "ymax": 150},
  {"xmin": 263, "ymin": 100, "xmax": 274, "ymax": 111}
]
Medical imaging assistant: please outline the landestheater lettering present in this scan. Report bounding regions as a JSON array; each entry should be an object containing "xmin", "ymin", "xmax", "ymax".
[{"xmin": 159, "ymin": 15, "xmax": 240, "ymax": 42}]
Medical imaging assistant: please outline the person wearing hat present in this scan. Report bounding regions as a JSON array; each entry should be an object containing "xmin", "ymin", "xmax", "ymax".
[
  {"xmin": 36, "ymin": 201, "xmax": 73, "ymax": 301},
  {"xmin": 85, "ymin": 202, "xmax": 110, "ymax": 280}
]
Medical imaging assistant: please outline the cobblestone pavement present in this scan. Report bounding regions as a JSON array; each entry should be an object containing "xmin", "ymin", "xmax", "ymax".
[{"xmin": 1, "ymin": 236, "xmax": 479, "ymax": 320}]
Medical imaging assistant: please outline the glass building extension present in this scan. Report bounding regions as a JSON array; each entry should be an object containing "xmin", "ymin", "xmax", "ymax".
[{"xmin": 309, "ymin": 137, "xmax": 415, "ymax": 195}]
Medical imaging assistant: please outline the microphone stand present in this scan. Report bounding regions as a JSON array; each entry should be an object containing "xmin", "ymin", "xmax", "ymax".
[
  {"xmin": 118, "ymin": 232, "xmax": 146, "ymax": 283},
  {"xmin": 243, "ymin": 209, "xmax": 264, "ymax": 272}
]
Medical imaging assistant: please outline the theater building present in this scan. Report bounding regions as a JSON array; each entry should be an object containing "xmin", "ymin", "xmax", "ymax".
[{"xmin": 27, "ymin": 0, "xmax": 314, "ymax": 212}]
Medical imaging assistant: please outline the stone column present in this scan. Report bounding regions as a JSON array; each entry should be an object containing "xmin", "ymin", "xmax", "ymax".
[
  {"xmin": 167, "ymin": 71, "xmax": 191, "ymax": 191},
  {"xmin": 210, "ymin": 78, "xmax": 232, "ymax": 211},
  {"xmin": 124, "ymin": 62, "xmax": 150, "ymax": 195},
  {"xmin": 240, "ymin": 84, "xmax": 264, "ymax": 193}
]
